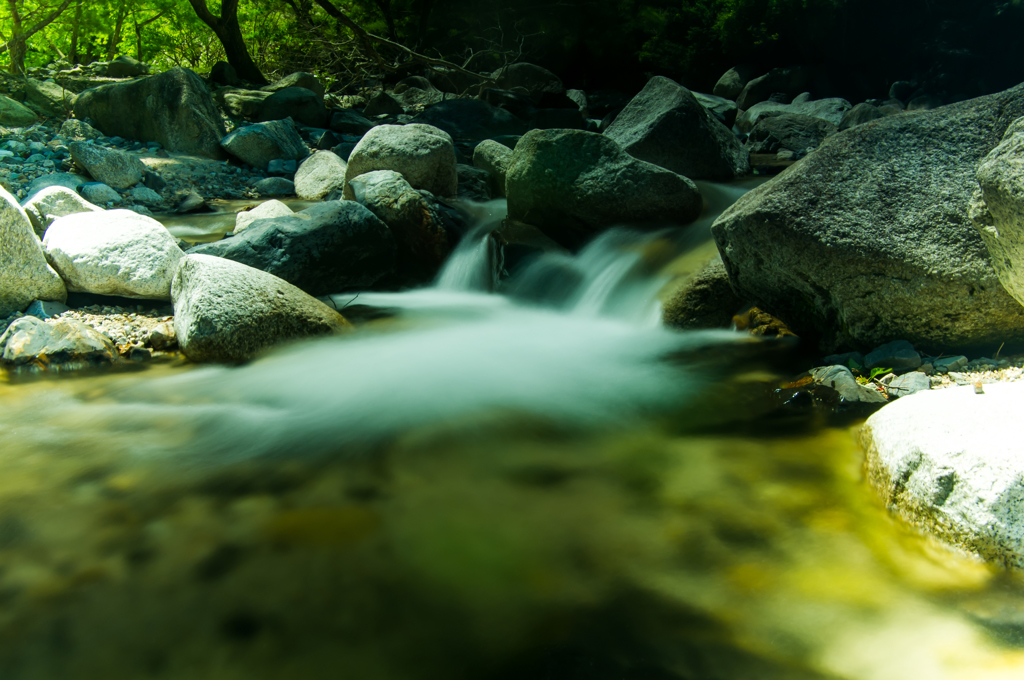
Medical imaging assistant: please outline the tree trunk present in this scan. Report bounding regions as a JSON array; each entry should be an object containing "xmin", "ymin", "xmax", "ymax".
[
  {"xmin": 186, "ymin": 0, "xmax": 267, "ymax": 84},
  {"xmin": 5, "ymin": 0, "xmax": 75, "ymax": 74},
  {"xmin": 70, "ymin": 0, "xmax": 83, "ymax": 64},
  {"xmin": 134, "ymin": 11, "xmax": 165, "ymax": 62},
  {"xmin": 371, "ymin": 0, "xmax": 397, "ymax": 42},
  {"xmin": 106, "ymin": 2, "xmax": 128, "ymax": 61},
  {"xmin": 415, "ymin": 0, "xmax": 435, "ymax": 51}
]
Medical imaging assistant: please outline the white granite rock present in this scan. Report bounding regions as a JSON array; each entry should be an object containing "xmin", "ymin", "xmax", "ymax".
[
  {"xmin": 22, "ymin": 185, "xmax": 102, "ymax": 237},
  {"xmin": 294, "ymin": 151, "xmax": 347, "ymax": 200},
  {"xmin": 43, "ymin": 209, "xmax": 184, "ymax": 299},
  {"xmin": 863, "ymin": 382, "xmax": 1024, "ymax": 567},
  {"xmin": 234, "ymin": 199, "xmax": 293, "ymax": 233},
  {"xmin": 0, "ymin": 186, "xmax": 67, "ymax": 318},
  {"xmin": 344, "ymin": 123, "xmax": 457, "ymax": 199}
]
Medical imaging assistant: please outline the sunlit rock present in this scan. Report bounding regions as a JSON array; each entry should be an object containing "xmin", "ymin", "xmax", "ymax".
[
  {"xmin": 21, "ymin": 185, "xmax": 102, "ymax": 237},
  {"xmin": 343, "ymin": 123, "xmax": 457, "ymax": 199},
  {"xmin": 0, "ymin": 186, "xmax": 66, "ymax": 318},
  {"xmin": 0, "ymin": 315, "xmax": 116, "ymax": 366},
  {"xmin": 294, "ymin": 150, "xmax": 347, "ymax": 200},
  {"xmin": 171, "ymin": 254, "xmax": 349, "ymax": 362},
  {"xmin": 234, "ymin": 199, "xmax": 293, "ymax": 234}
]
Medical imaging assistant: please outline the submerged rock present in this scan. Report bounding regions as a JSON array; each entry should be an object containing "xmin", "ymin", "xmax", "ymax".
[
  {"xmin": 0, "ymin": 186, "xmax": 66, "ymax": 318},
  {"xmin": 662, "ymin": 259, "xmax": 744, "ymax": 330},
  {"xmin": 863, "ymin": 382, "xmax": 1024, "ymax": 567},
  {"xmin": 506, "ymin": 129, "xmax": 702, "ymax": 247},
  {"xmin": 712, "ymin": 82, "xmax": 1024, "ymax": 354},
  {"xmin": 171, "ymin": 254, "xmax": 349, "ymax": 363},
  {"xmin": 188, "ymin": 201, "xmax": 396, "ymax": 295},
  {"xmin": 604, "ymin": 76, "xmax": 749, "ymax": 181},
  {"xmin": 0, "ymin": 315, "xmax": 116, "ymax": 366}
]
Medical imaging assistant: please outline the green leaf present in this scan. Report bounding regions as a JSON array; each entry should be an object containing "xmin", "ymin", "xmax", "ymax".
[{"xmin": 869, "ymin": 367, "xmax": 892, "ymax": 380}]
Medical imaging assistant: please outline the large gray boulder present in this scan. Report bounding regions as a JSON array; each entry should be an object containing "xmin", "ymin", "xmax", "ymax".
[
  {"xmin": 712, "ymin": 83, "xmax": 1024, "ymax": 354},
  {"xmin": 171, "ymin": 254, "xmax": 349, "ymax": 363},
  {"xmin": 971, "ymin": 117, "xmax": 1024, "ymax": 307},
  {"xmin": 0, "ymin": 187, "xmax": 67, "ymax": 317},
  {"xmin": 256, "ymin": 87, "xmax": 328, "ymax": 128},
  {"xmin": 506, "ymin": 129, "xmax": 702, "ymax": 247},
  {"xmin": 43, "ymin": 210, "xmax": 184, "ymax": 299},
  {"xmin": 220, "ymin": 119, "xmax": 308, "ymax": 170},
  {"xmin": 21, "ymin": 185, "xmax": 102, "ymax": 237},
  {"xmin": 74, "ymin": 67, "xmax": 225, "ymax": 158},
  {"xmin": 0, "ymin": 95, "xmax": 36, "ymax": 127},
  {"xmin": 187, "ymin": 201, "xmax": 396, "ymax": 295},
  {"xmin": 343, "ymin": 124, "xmax": 457, "ymax": 199},
  {"xmin": 603, "ymin": 76, "xmax": 749, "ymax": 181},
  {"xmin": 736, "ymin": 98, "xmax": 852, "ymax": 133},
  {"xmin": 25, "ymin": 78, "xmax": 76, "ymax": 115},
  {"xmin": 294, "ymin": 151, "xmax": 347, "ymax": 200},
  {"xmin": 68, "ymin": 142, "xmax": 146, "ymax": 190},
  {"xmin": 348, "ymin": 170, "xmax": 453, "ymax": 281},
  {"xmin": 863, "ymin": 382, "xmax": 1024, "ymax": 568}
]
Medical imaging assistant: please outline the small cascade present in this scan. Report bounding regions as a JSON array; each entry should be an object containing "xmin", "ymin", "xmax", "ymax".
[{"xmin": 434, "ymin": 199, "xmax": 507, "ymax": 292}]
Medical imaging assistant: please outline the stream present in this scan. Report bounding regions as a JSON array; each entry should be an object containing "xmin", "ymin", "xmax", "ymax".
[{"xmin": 1, "ymin": 182, "xmax": 1024, "ymax": 679}]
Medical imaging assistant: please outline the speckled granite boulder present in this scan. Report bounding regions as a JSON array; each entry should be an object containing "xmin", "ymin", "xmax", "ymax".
[
  {"xmin": 343, "ymin": 124, "xmax": 457, "ymax": 199},
  {"xmin": 22, "ymin": 185, "xmax": 102, "ymax": 237},
  {"xmin": 0, "ymin": 186, "xmax": 66, "ymax": 318},
  {"xmin": 171, "ymin": 254, "xmax": 349, "ymax": 362}
]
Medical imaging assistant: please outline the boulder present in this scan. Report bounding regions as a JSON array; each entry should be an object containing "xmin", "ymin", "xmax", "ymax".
[
  {"xmin": 171, "ymin": 254, "xmax": 349, "ymax": 363},
  {"xmin": 187, "ymin": 201, "xmax": 396, "ymax": 295},
  {"xmin": 0, "ymin": 186, "xmax": 67, "ymax": 318},
  {"xmin": 129, "ymin": 186, "xmax": 163, "ymax": 205},
  {"xmin": 711, "ymin": 83, "xmax": 1024, "ymax": 353},
  {"xmin": 506, "ymin": 129, "xmax": 702, "ymax": 247},
  {"xmin": 26, "ymin": 172, "xmax": 90, "ymax": 197},
  {"xmin": 603, "ymin": 76, "xmax": 749, "ymax": 181},
  {"xmin": 863, "ymin": 382, "xmax": 1024, "ymax": 567},
  {"xmin": 692, "ymin": 91, "xmax": 739, "ymax": 128},
  {"xmin": 837, "ymin": 102, "xmax": 886, "ymax": 131},
  {"xmin": 808, "ymin": 365, "xmax": 888, "ymax": 404},
  {"xmin": 363, "ymin": 92, "xmax": 405, "ymax": 117},
  {"xmin": 73, "ymin": 67, "xmax": 226, "ymax": 158},
  {"xmin": 414, "ymin": 99, "xmax": 527, "ymax": 142},
  {"xmin": 253, "ymin": 177, "xmax": 295, "ymax": 197},
  {"xmin": 235, "ymin": 199, "xmax": 293, "ymax": 234},
  {"xmin": 425, "ymin": 67, "xmax": 483, "ymax": 95},
  {"xmin": 210, "ymin": 61, "xmax": 241, "ymax": 87},
  {"xmin": 43, "ymin": 210, "xmax": 184, "ymax": 299},
  {"xmin": 735, "ymin": 66, "xmax": 811, "ymax": 111},
  {"xmin": 59, "ymin": 119, "xmax": 101, "ymax": 141},
  {"xmin": 0, "ymin": 316, "xmax": 116, "ymax": 366},
  {"xmin": 105, "ymin": 55, "xmax": 147, "ymax": 78},
  {"xmin": 25, "ymin": 78, "xmax": 76, "ymax": 115},
  {"xmin": 456, "ymin": 164, "xmax": 491, "ymax": 202},
  {"xmin": 80, "ymin": 183, "xmax": 120, "ymax": 205},
  {"xmin": 490, "ymin": 63, "xmax": 564, "ymax": 100},
  {"xmin": 347, "ymin": 169, "xmax": 453, "ymax": 281},
  {"xmin": 971, "ymin": 117, "xmax": 1024, "ymax": 307},
  {"xmin": 220, "ymin": 118, "xmax": 308, "ymax": 171},
  {"xmin": 736, "ymin": 98, "xmax": 853, "ymax": 133},
  {"xmin": 22, "ymin": 185, "xmax": 102, "ymax": 237},
  {"xmin": 529, "ymin": 107, "xmax": 586, "ymax": 131},
  {"xmin": 0, "ymin": 95, "xmax": 37, "ymax": 127},
  {"xmin": 68, "ymin": 142, "xmax": 145, "ymax": 190},
  {"xmin": 330, "ymin": 109, "xmax": 374, "ymax": 135},
  {"xmin": 472, "ymin": 139, "xmax": 512, "ymax": 197},
  {"xmin": 261, "ymin": 71, "xmax": 324, "ymax": 98},
  {"xmin": 343, "ymin": 123, "xmax": 457, "ymax": 199},
  {"xmin": 256, "ymin": 87, "xmax": 328, "ymax": 128},
  {"xmin": 745, "ymin": 112, "xmax": 836, "ymax": 156},
  {"xmin": 218, "ymin": 88, "xmax": 271, "ymax": 118},
  {"xmin": 713, "ymin": 65, "xmax": 754, "ymax": 100},
  {"xmin": 662, "ymin": 259, "xmax": 744, "ymax": 329},
  {"xmin": 294, "ymin": 151, "xmax": 348, "ymax": 200}
]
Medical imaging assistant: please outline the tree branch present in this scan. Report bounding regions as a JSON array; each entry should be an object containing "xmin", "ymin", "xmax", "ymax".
[
  {"xmin": 187, "ymin": 0, "xmax": 218, "ymax": 28},
  {"xmin": 23, "ymin": 0, "xmax": 74, "ymax": 42}
]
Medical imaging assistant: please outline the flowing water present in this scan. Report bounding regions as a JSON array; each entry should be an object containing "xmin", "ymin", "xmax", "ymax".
[{"xmin": 2, "ymin": 184, "xmax": 1024, "ymax": 679}]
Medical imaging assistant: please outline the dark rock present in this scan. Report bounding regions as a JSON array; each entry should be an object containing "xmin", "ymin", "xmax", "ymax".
[
  {"xmin": 143, "ymin": 170, "xmax": 167, "ymax": 193},
  {"xmin": 889, "ymin": 81, "xmax": 914, "ymax": 102},
  {"xmin": 908, "ymin": 94, "xmax": 944, "ymax": 111},
  {"xmin": 490, "ymin": 63, "xmax": 564, "ymax": 100},
  {"xmin": 745, "ymin": 112, "xmax": 836, "ymax": 155},
  {"xmin": 268, "ymin": 159, "xmax": 297, "ymax": 177},
  {"xmin": 425, "ymin": 67, "xmax": 482, "ymax": 94},
  {"xmin": 530, "ymin": 108, "xmax": 586, "ymax": 130},
  {"xmin": 187, "ymin": 201, "xmax": 396, "ymax": 295},
  {"xmin": 252, "ymin": 177, "xmax": 294, "ymax": 197},
  {"xmin": 662, "ymin": 260, "xmax": 744, "ymax": 329},
  {"xmin": 712, "ymin": 82, "xmax": 1024, "ymax": 353},
  {"xmin": 363, "ymin": 92, "xmax": 404, "ymax": 117},
  {"xmin": 838, "ymin": 102, "xmax": 885, "ymax": 131},
  {"xmin": 822, "ymin": 351, "xmax": 865, "ymax": 369},
  {"xmin": 315, "ymin": 130, "xmax": 339, "ymax": 150},
  {"xmin": 210, "ymin": 61, "xmax": 241, "ymax": 87},
  {"xmin": 809, "ymin": 365, "xmax": 888, "ymax": 404},
  {"xmin": 479, "ymin": 87, "xmax": 535, "ymax": 119},
  {"xmin": 256, "ymin": 87, "xmax": 328, "ymax": 128},
  {"xmin": 329, "ymin": 109, "xmax": 374, "ymax": 136},
  {"xmin": 74, "ymin": 67, "xmax": 225, "ymax": 158},
  {"xmin": 220, "ymin": 118, "xmax": 308, "ymax": 170},
  {"xmin": 456, "ymin": 164, "xmax": 491, "ymax": 202},
  {"xmin": 736, "ymin": 66, "xmax": 812, "ymax": 111},
  {"xmin": 864, "ymin": 340, "xmax": 922, "ymax": 371},
  {"xmin": 604, "ymin": 76, "xmax": 749, "ymax": 181},
  {"xmin": 693, "ymin": 91, "xmax": 739, "ymax": 128},
  {"xmin": 506, "ymin": 129, "xmax": 702, "ymax": 248},
  {"xmin": 414, "ymin": 98, "xmax": 528, "ymax": 142},
  {"xmin": 261, "ymin": 72, "xmax": 324, "ymax": 98},
  {"xmin": 713, "ymin": 65, "xmax": 754, "ymax": 100},
  {"xmin": 105, "ymin": 55, "xmax": 147, "ymax": 79},
  {"xmin": 885, "ymin": 372, "xmax": 931, "ymax": 397},
  {"xmin": 177, "ymin": 192, "xmax": 212, "ymax": 214},
  {"xmin": 737, "ymin": 98, "xmax": 852, "ymax": 133}
]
